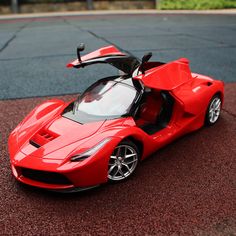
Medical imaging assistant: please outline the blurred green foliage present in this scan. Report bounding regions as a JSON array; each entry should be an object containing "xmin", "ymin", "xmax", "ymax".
[{"xmin": 158, "ymin": 0, "xmax": 236, "ymax": 9}]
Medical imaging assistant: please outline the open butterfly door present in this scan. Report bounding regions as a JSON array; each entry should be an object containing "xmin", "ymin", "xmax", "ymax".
[{"xmin": 67, "ymin": 45, "xmax": 140, "ymax": 75}]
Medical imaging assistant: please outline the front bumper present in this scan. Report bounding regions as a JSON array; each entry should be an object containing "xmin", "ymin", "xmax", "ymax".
[
  {"xmin": 12, "ymin": 165, "xmax": 75, "ymax": 190},
  {"xmin": 9, "ymin": 137, "xmax": 121, "ymax": 190},
  {"xmin": 14, "ymin": 165, "xmax": 99, "ymax": 192}
]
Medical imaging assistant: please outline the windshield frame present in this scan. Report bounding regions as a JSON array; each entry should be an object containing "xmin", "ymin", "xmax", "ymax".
[{"xmin": 62, "ymin": 76, "xmax": 141, "ymax": 124}]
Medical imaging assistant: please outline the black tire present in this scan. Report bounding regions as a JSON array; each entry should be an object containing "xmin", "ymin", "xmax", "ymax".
[
  {"xmin": 107, "ymin": 140, "xmax": 140, "ymax": 182},
  {"xmin": 205, "ymin": 94, "xmax": 222, "ymax": 126}
]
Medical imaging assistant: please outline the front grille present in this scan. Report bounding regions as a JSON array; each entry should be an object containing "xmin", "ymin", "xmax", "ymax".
[{"xmin": 21, "ymin": 168, "xmax": 72, "ymax": 185}]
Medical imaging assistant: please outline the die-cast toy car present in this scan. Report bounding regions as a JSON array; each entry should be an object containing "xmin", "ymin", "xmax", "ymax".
[{"xmin": 9, "ymin": 44, "xmax": 224, "ymax": 192}]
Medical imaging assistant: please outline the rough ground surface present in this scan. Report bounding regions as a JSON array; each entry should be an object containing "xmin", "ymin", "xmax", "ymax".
[
  {"xmin": 0, "ymin": 83, "xmax": 235, "ymax": 235},
  {"xmin": 0, "ymin": 14, "xmax": 236, "ymax": 235}
]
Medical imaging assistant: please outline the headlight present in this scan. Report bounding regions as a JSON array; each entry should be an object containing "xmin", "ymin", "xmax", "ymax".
[{"xmin": 71, "ymin": 138, "xmax": 111, "ymax": 162}]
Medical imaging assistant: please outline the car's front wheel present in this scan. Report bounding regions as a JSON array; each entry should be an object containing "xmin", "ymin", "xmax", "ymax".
[
  {"xmin": 108, "ymin": 140, "xmax": 139, "ymax": 182},
  {"xmin": 205, "ymin": 94, "xmax": 222, "ymax": 126}
]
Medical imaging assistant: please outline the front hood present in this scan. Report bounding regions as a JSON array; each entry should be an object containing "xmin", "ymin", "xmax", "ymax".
[{"xmin": 20, "ymin": 116, "xmax": 105, "ymax": 159}]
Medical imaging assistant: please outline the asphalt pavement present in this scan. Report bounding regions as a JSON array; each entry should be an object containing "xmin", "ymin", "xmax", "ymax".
[
  {"xmin": 0, "ymin": 12, "xmax": 236, "ymax": 235},
  {"xmin": 0, "ymin": 13, "xmax": 236, "ymax": 99}
]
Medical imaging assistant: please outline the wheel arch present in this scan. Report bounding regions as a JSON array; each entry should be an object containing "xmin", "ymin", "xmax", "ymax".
[
  {"xmin": 214, "ymin": 91, "xmax": 224, "ymax": 104},
  {"xmin": 205, "ymin": 91, "xmax": 222, "ymax": 126},
  {"xmin": 122, "ymin": 135, "xmax": 144, "ymax": 160}
]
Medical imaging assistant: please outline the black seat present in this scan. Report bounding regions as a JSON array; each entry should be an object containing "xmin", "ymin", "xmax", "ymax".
[{"xmin": 156, "ymin": 91, "xmax": 175, "ymax": 128}]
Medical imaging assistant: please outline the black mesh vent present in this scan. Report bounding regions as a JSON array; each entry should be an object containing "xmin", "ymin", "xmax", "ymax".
[{"xmin": 21, "ymin": 168, "xmax": 72, "ymax": 185}]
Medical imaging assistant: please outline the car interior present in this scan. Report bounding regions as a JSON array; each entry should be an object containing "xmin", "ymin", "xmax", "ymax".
[{"xmin": 134, "ymin": 89, "xmax": 175, "ymax": 135}]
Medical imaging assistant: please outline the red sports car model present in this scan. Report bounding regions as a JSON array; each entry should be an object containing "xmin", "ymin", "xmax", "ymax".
[{"xmin": 9, "ymin": 44, "xmax": 224, "ymax": 192}]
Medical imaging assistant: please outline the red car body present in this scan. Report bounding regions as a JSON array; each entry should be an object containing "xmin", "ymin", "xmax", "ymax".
[{"xmin": 8, "ymin": 45, "xmax": 224, "ymax": 191}]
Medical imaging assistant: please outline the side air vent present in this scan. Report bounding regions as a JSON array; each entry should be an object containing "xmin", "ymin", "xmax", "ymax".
[{"xmin": 29, "ymin": 140, "xmax": 41, "ymax": 148}]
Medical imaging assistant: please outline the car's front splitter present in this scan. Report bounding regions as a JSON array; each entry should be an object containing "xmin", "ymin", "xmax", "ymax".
[{"xmin": 48, "ymin": 185, "xmax": 100, "ymax": 193}]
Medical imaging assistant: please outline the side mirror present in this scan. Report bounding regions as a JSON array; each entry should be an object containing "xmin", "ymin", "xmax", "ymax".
[
  {"xmin": 77, "ymin": 43, "xmax": 85, "ymax": 63},
  {"xmin": 139, "ymin": 52, "xmax": 152, "ymax": 75},
  {"xmin": 142, "ymin": 52, "xmax": 152, "ymax": 64}
]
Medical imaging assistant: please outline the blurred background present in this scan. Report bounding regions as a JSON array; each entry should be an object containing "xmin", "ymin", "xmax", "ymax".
[{"xmin": 1, "ymin": 0, "xmax": 236, "ymax": 14}]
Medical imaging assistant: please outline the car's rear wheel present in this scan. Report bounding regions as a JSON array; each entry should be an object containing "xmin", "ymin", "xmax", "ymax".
[
  {"xmin": 108, "ymin": 140, "xmax": 139, "ymax": 182},
  {"xmin": 205, "ymin": 94, "xmax": 222, "ymax": 126}
]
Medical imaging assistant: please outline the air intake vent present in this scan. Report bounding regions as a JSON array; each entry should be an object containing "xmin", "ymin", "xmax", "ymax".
[
  {"xmin": 21, "ymin": 168, "xmax": 72, "ymax": 185},
  {"xmin": 30, "ymin": 129, "xmax": 59, "ymax": 148},
  {"xmin": 29, "ymin": 140, "xmax": 41, "ymax": 148},
  {"xmin": 40, "ymin": 131, "xmax": 55, "ymax": 141}
]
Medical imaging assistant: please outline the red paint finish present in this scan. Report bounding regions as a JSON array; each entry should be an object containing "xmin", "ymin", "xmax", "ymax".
[
  {"xmin": 134, "ymin": 58, "xmax": 192, "ymax": 90},
  {"xmin": 67, "ymin": 45, "xmax": 125, "ymax": 68},
  {"xmin": 8, "ymin": 46, "xmax": 224, "ymax": 191}
]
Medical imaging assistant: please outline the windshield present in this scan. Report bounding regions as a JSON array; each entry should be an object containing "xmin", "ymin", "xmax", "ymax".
[{"xmin": 63, "ymin": 78, "xmax": 138, "ymax": 123}]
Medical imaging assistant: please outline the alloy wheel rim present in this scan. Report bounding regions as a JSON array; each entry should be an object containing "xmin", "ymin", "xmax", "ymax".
[
  {"xmin": 108, "ymin": 144, "xmax": 138, "ymax": 181},
  {"xmin": 209, "ymin": 97, "xmax": 221, "ymax": 123}
]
